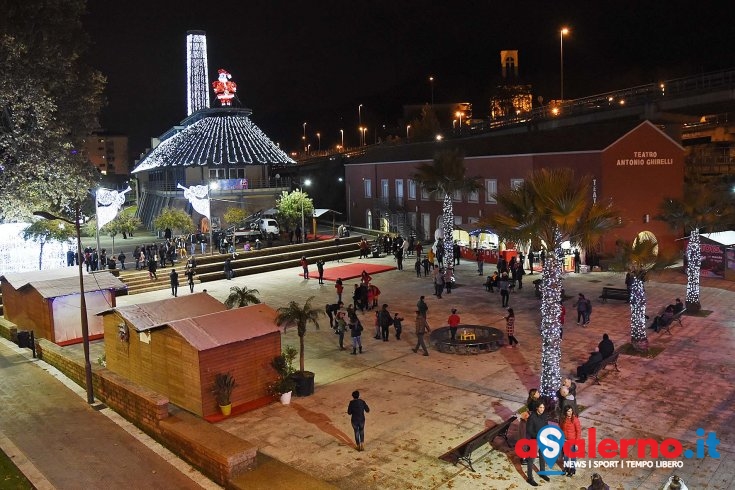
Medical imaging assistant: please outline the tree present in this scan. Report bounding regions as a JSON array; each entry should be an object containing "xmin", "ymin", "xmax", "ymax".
[
  {"xmin": 275, "ymin": 190, "xmax": 314, "ymax": 230},
  {"xmin": 152, "ymin": 208, "xmax": 196, "ymax": 234},
  {"xmin": 223, "ymin": 207, "xmax": 249, "ymax": 228},
  {"xmin": 412, "ymin": 148, "xmax": 481, "ymax": 268},
  {"xmin": 22, "ymin": 219, "xmax": 75, "ymax": 270},
  {"xmin": 481, "ymin": 168, "xmax": 619, "ymax": 398},
  {"xmin": 223, "ymin": 286, "xmax": 261, "ymax": 309},
  {"xmin": 0, "ymin": 0, "xmax": 104, "ymax": 220},
  {"xmin": 656, "ymin": 174, "xmax": 734, "ymax": 312},
  {"xmin": 612, "ymin": 237, "xmax": 677, "ymax": 350},
  {"xmin": 275, "ymin": 296, "xmax": 322, "ymax": 374},
  {"xmin": 96, "ymin": 210, "xmax": 142, "ymax": 255},
  {"xmin": 407, "ymin": 104, "xmax": 441, "ymax": 142}
]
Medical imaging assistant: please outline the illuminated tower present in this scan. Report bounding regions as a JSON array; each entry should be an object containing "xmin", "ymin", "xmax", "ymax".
[{"xmin": 186, "ymin": 30, "xmax": 209, "ymax": 116}]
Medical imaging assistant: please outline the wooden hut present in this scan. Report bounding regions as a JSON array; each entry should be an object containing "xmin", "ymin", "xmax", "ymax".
[
  {"xmin": 99, "ymin": 293, "xmax": 281, "ymax": 417},
  {"xmin": 0, "ymin": 269, "xmax": 126, "ymax": 345}
]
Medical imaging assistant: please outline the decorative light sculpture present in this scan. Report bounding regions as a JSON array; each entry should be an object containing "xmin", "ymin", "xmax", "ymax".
[
  {"xmin": 442, "ymin": 194, "xmax": 454, "ymax": 268},
  {"xmin": 685, "ymin": 228, "xmax": 701, "ymax": 307},
  {"xmin": 629, "ymin": 273, "xmax": 648, "ymax": 350},
  {"xmin": 96, "ymin": 186, "xmax": 131, "ymax": 229},
  {"xmin": 539, "ymin": 229, "xmax": 563, "ymax": 398},
  {"xmin": 186, "ymin": 30, "xmax": 209, "ymax": 116}
]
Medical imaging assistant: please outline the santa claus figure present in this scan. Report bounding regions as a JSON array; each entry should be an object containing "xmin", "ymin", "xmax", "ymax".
[{"xmin": 212, "ymin": 68, "xmax": 237, "ymax": 106}]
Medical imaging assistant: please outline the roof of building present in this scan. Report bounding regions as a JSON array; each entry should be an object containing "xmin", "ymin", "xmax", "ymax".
[
  {"xmin": 97, "ymin": 292, "xmax": 226, "ymax": 331},
  {"xmin": 131, "ymin": 108, "xmax": 295, "ymax": 173},
  {"xmin": 163, "ymin": 303, "xmax": 280, "ymax": 351},
  {"xmin": 702, "ymin": 231, "xmax": 735, "ymax": 246},
  {"xmin": 348, "ymin": 120, "xmax": 680, "ymax": 164},
  {"xmin": 0, "ymin": 269, "xmax": 127, "ymax": 298}
]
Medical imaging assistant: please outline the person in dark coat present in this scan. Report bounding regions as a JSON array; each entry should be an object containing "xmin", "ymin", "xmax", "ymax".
[
  {"xmin": 224, "ymin": 258, "xmax": 234, "ymax": 280},
  {"xmin": 169, "ymin": 269, "xmax": 179, "ymax": 297},
  {"xmin": 525, "ymin": 402, "xmax": 550, "ymax": 486},
  {"xmin": 598, "ymin": 333, "xmax": 614, "ymax": 359},
  {"xmin": 576, "ymin": 348, "xmax": 604, "ymax": 383},
  {"xmin": 347, "ymin": 390, "xmax": 370, "ymax": 451},
  {"xmin": 316, "ymin": 259, "xmax": 325, "ymax": 284}
]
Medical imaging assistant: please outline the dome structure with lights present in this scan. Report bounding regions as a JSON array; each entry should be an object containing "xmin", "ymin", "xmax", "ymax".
[{"xmin": 132, "ymin": 33, "xmax": 295, "ymax": 229}]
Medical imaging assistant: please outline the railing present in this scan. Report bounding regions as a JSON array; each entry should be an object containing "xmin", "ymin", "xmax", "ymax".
[{"xmin": 142, "ymin": 178, "xmax": 291, "ymax": 193}]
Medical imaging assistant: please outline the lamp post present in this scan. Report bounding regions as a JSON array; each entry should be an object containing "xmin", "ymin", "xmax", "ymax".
[
  {"xmin": 303, "ymin": 122, "xmax": 307, "ymax": 152},
  {"xmin": 300, "ymin": 179, "xmax": 312, "ymax": 243},
  {"xmin": 340, "ymin": 129, "xmax": 344, "ymax": 149},
  {"xmin": 455, "ymin": 111, "xmax": 463, "ymax": 134},
  {"xmin": 33, "ymin": 207, "xmax": 95, "ymax": 405},
  {"xmin": 406, "ymin": 124, "xmax": 411, "ymax": 141},
  {"xmin": 560, "ymin": 27, "xmax": 569, "ymax": 101},
  {"xmin": 429, "ymin": 76, "xmax": 434, "ymax": 106},
  {"xmin": 316, "ymin": 132, "xmax": 321, "ymax": 151},
  {"xmin": 358, "ymin": 104, "xmax": 363, "ymax": 145},
  {"xmin": 360, "ymin": 127, "xmax": 367, "ymax": 146}
]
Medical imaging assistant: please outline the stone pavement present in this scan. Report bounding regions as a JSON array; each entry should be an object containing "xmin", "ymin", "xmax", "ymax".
[
  {"xmin": 111, "ymin": 253, "xmax": 735, "ymax": 489},
  {"xmin": 0, "ymin": 338, "xmax": 219, "ymax": 490},
  {"xmin": 5, "ymin": 247, "xmax": 735, "ymax": 489}
]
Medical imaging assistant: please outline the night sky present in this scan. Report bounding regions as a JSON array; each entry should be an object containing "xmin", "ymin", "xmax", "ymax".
[{"xmin": 83, "ymin": 1, "xmax": 735, "ymax": 161}]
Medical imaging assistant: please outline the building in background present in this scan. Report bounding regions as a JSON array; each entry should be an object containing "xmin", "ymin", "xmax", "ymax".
[{"xmin": 84, "ymin": 132, "xmax": 130, "ymax": 176}]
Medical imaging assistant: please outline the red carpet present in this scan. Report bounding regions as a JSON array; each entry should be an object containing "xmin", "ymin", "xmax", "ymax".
[{"xmin": 300, "ymin": 263, "xmax": 397, "ymax": 281}]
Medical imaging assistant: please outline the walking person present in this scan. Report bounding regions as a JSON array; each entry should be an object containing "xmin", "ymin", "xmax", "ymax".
[
  {"xmin": 575, "ymin": 294, "xmax": 587, "ymax": 325},
  {"xmin": 476, "ymin": 249, "xmax": 484, "ymax": 275},
  {"xmin": 417, "ymin": 295, "xmax": 428, "ymax": 317},
  {"xmin": 335, "ymin": 312, "xmax": 347, "ymax": 351},
  {"xmin": 447, "ymin": 308, "xmax": 460, "ymax": 341},
  {"xmin": 347, "ymin": 390, "xmax": 370, "ymax": 451},
  {"xmin": 316, "ymin": 259, "xmax": 325, "ymax": 284},
  {"xmin": 574, "ymin": 249, "xmax": 581, "ymax": 274},
  {"xmin": 224, "ymin": 257, "xmax": 234, "ymax": 280},
  {"xmin": 412, "ymin": 311, "xmax": 431, "ymax": 356},
  {"xmin": 147, "ymin": 255, "xmax": 158, "ymax": 280},
  {"xmin": 498, "ymin": 272, "xmax": 511, "ymax": 307},
  {"xmin": 505, "ymin": 308, "xmax": 519, "ymax": 348},
  {"xmin": 300, "ymin": 255, "xmax": 309, "ymax": 279},
  {"xmin": 415, "ymin": 256, "xmax": 422, "ymax": 277},
  {"xmin": 117, "ymin": 251, "xmax": 126, "ymax": 270},
  {"xmin": 335, "ymin": 278, "xmax": 344, "ymax": 303},
  {"xmin": 349, "ymin": 315, "xmax": 363, "ymax": 355},
  {"xmin": 169, "ymin": 268, "xmax": 179, "ymax": 297},
  {"xmin": 433, "ymin": 267, "xmax": 445, "ymax": 298},
  {"xmin": 528, "ymin": 251, "xmax": 534, "ymax": 275},
  {"xmin": 184, "ymin": 266, "xmax": 196, "ymax": 293}
]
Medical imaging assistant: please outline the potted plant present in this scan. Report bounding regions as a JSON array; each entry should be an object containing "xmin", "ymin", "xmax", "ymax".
[
  {"xmin": 275, "ymin": 297, "xmax": 322, "ymax": 397},
  {"xmin": 269, "ymin": 345, "xmax": 297, "ymax": 405},
  {"xmin": 213, "ymin": 372, "xmax": 236, "ymax": 416}
]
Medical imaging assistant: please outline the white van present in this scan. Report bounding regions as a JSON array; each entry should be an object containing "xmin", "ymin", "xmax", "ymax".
[{"xmin": 259, "ymin": 219, "xmax": 279, "ymax": 237}]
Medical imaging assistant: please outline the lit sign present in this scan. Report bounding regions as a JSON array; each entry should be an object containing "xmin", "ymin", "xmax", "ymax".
[{"xmin": 616, "ymin": 151, "xmax": 673, "ymax": 166}]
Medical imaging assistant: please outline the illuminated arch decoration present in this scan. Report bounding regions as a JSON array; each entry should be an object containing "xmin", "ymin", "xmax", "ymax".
[{"xmin": 131, "ymin": 108, "xmax": 295, "ymax": 173}]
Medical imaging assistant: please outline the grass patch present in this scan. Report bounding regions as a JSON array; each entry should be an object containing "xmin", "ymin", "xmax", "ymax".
[
  {"xmin": 0, "ymin": 449, "xmax": 33, "ymax": 490},
  {"xmin": 619, "ymin": 342, "xmax": 664, "ymax": 359}
]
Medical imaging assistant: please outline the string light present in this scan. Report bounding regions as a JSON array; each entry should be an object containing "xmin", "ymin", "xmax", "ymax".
[
  {"xmin": 132, "ymin": 108, "xmax": 295, "ymax": 173},
  {"xmin": 539, "ymin": 229, "xmax": 563, "ymax": 399},
  {"xmin": 685, "ymin": 228, "xmax": 700, "ymax": 307},
  {"xmin": 442, "ymin": 194, "xmax": 454, "ymax": 268}
]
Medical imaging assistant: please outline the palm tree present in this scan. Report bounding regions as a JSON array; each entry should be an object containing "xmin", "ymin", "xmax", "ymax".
[
  {"xmin": 223, "ymin": 286, "xmax": 261, "ymax": 309},
  {"xmin": 613, "ymin": 237, "xmax": 677, "ymax": 351},
  {"xmin": 481, "ymin": 168, "xmax": 619, "ymax": 398},
  {"xmin": 275, "ymin": 296, "xmax": 322, "ymax": 374},
  {"xmin": 656, "ymin": 174, "xmax": 734, "ymax": 312},
  {"xmin": 412, "ymin": 148, "xmax": 481, "ymax": 267}
]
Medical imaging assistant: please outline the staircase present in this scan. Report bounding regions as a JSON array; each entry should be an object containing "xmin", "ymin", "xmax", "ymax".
[{"xmin": 118, "ymin": 236, "xmax": 362, "ymax": 295}]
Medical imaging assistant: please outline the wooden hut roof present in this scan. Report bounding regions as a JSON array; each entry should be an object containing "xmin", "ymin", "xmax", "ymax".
[
  {"xmin": 0, "ymin": 269, "xmax": 126, "ymax": 298},
  {"xmin": 97, "ymin": 292, "xmax": 226, "ymax": 332},
  {"xmin": 163, "ymin": 304, "xmax": 279, "ymax": 352}
]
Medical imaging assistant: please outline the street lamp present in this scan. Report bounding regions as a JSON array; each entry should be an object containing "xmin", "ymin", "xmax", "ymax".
[
  {"xmin": 300, "ymin": 179, "xmax": 312, "ymax": 243},
  {"xmin": 358, "ymin": 104, "xmax": 363, "ymax": 145},
  {"xmin": 560, "ymin": 27, "xmax": 569, "ymax": 101},
  {"xmin": 429, "ymin": 76, "xmax": 434, "ymax": 106},
  {"xmin": 406, "ymin": 124, "xmax": 411, "ymax": 140},
  {"xmin": 303, "ymin": 122, "xmax": 307, "ymax": 151},
  {"xmin": 340, "ymin": 129, "xmax": 344, "ymax": 149},
  {"xmin": 455, "ymin": 111, "xmax": 463, "ymax": 133},
  {"xmin": 316, "ymin": 132, "xmax": 321, "ymax": 151},
  {"xmin": 33, "ymin": 207, "xmax": 95, "ymax": 405},
  {"xmin": 360, "ymin": 127, "xmax": 367, "ymax": 146}
]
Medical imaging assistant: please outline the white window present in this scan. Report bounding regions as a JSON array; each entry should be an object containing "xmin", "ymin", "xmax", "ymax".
[
  {"xmin": 209, "ymin": 168, "xmax": 226, "ymax": 179},
  {"xmin": 421, "ymin": 185, "xmax": 430, "ymax": 200},
  {"xmin": 381, "ymin": 179, "xmax": 389, "ymax": 198},
  {"xmin": 395, "ymin": 179, "xmax": 404, "ymax": 199},
  {"xmin": 511, "ymin": 178, "xmax": 524, "ymax": 190},
  {"xmin": 468, "ymin": 189, "xmax": 479, "ymax": 203},
  {"xmin": 364, "ymin": 179, "xmax": 372, "ymax": 198},
  {"xmin": 453, "ymin": 189, "xmax": 462, "ymax": 202},
  {"xmin": 485, "ymin": 179, "xmax": 497, "ymax": 203},
  {"xmin": 408, "ymin": 179, "xmax": 417, "ymax": 200},
  {"xmin": 229, "ymin": 168, "xmax": 245, "ymax": 179}
]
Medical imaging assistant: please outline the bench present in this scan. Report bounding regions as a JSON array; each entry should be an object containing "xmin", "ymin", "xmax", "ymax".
[
  {"xmin": 590, "ymin": 350, "xmax": 620, "ymax": 385},
  {"xmin": 439, "ymin": 415, "xmax": 517, "ymax": 472},
  {"xmin": 658, "ymin": 308, "xmax": 686, "ymax": 335},
  {"xmin": 599, "ymin": 287, "xmax": 630, "ymax": 303}
]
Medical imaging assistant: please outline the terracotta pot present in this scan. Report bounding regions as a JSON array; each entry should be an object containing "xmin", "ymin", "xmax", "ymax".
[{"xmin": 219, "ymin": 403, "xmax": 232, "ymax": 416}]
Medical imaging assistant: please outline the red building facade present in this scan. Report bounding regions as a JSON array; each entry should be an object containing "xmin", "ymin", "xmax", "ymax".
[{"xmin": 344, "ymin": 121, "xmax": 684, "ymax": 255}]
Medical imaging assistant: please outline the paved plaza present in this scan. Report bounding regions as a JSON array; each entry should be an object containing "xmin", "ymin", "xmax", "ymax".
[{"xmin": 3, "ymin": 242, "xmax": 734, "ymax": 489}]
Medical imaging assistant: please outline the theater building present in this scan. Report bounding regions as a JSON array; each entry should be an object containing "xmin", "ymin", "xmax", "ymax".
[{"xmin": 344, "ymin": 120, "xmax": 685, "ymax": 256}]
